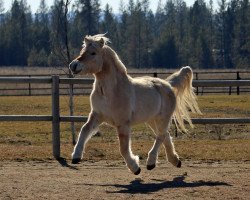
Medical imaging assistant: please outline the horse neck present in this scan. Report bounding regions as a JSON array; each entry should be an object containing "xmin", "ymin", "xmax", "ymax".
[{"xmin": 94, "ymin": 48, "xmax": 129, "ymax": 96}]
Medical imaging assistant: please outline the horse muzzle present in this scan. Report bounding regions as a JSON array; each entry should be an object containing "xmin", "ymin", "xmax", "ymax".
[{"xmin": 69, "ymin": 60, "xmax": 82, "ymax": 74}]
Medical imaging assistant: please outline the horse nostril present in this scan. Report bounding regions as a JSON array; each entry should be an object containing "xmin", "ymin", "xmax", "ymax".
[
  {"xmin": 69, "ymin": 60, "xmax": 82, "ymax": 74},
  {"xmin": 69, "ymin": 61, "xmax": 78, "ymax": 72}
]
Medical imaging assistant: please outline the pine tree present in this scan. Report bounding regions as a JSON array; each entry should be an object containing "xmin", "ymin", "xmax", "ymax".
[
  {"xmin": 125, "ymin": 0, "xmax": 138, "ymax": 67},
  {"xmin": 28, "ymin": 47, "xmax": 48, "ymax": 66},
  {"xmin": 141, "ymin": 2, "xmax": 155, "ymax": 67},
  {"xmin": 70, "ymin": 0, "xmax": 101, "ymax": 51},
  {"xmin": 50, "ymin": 0, "xmax": 72, "ymax": 66},
  {"xmin": 155, "ymin": 0, "xmax": 165, "ymax": 38},
  {"xmin": 234, "ymin": 0, "xmax": 250, "ymax": 68},
  {"xmin": 189, "ymin": 0, "xmax": 213, "ymax": 68},
  {"xmin": 175, "ymin": 0, "xmax": 189, "ymax": 65},
  {"xmin": 29, "ymin": 0, "xmax": 50, "ymax": 66},
  {"xmin": 0, "ymin": 0, "xmax": 4, "ymax": 14},
  {"xmin": 152, "ymin": 36, "xmax": 179, "ymax": 68},
  {"xmin": 215, "ymin": 0, "xmax": 227, "ymax": 68},
  {"xmin": 75, "ymin": 0, "xmax": 100, "ymax": 35},
  {"xmin": 117, "ymin": 0, "xmax": 129, "ymax": 65},
  {"xmin": 0, "ymin": 0, "xmax": 5, "ymax": 65},
  {"xmin": 100, "ymin": 4, "xmax": 119, "ymax": 49},
  {"xmin": 3, "ymin": 0, "xmax": 32, "ymax": 66}
]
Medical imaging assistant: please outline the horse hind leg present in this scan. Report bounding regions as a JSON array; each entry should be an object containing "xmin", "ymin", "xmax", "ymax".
[
  {"xmin": 146, "ymin": 134, "xmax": 166, "ymax": 170},
  {"xmin": 117, "ymin": 126, "xmax": 141, "ymax": 175},
  {"xmin": 147, "ymin": 121, "xmax": 181, "ymax": 169},
  {"xmin": 146, "ymin": 120, "xmax": 168, "ymax": 170},
  {"xmin": 163, "ymin": 132, "xmax": 181, "ymax": 168}
]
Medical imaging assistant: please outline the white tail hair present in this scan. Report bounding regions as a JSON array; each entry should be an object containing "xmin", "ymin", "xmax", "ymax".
[{"xmin": 167, "ymin": 66, "xmax": 202, "ymax": 132}]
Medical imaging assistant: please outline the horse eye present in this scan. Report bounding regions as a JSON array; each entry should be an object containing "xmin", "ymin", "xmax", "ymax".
[{"xmin": 91, "ymin": 52, "xmax": 96, "ymax": 56}]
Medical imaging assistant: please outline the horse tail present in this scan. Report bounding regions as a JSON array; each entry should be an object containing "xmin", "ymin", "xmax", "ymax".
[{"xmin": 167, "ymin": 66, "xmax": 202, "ymax": 132}]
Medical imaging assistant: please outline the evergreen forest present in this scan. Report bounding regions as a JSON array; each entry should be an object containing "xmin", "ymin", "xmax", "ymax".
[{"xmin": 0, "ymin": 0, "xmax": 249, "ymax": 69}]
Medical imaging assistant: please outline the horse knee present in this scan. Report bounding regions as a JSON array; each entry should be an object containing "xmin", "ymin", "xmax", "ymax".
[{"xmin": 118, "ymin": 132, "xmax": 129, "ymax": 140}]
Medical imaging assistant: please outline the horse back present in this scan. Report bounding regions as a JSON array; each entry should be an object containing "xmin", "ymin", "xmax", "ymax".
[{"xmin": 130, "ymin": 76, "xmax": 175, "ymax": 124}]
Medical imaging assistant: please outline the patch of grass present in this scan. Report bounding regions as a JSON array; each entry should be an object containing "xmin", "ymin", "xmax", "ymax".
[
  {"xmin": 1, "ymin": 138, "xmax": 249, "ymax": 162},
  {"xmin": 194, "ymin": 95, "xmax": 250, "ymax": 118},
  {"xmin": 0, "ymin": 95, "xmax": 249, "ymax": 161},
  {"xmin": 175, "ymin": 139, "xmax": 250, "ymax": 161}
]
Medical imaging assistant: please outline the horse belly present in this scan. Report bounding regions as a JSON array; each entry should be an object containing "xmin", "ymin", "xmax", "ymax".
[
  {"xmin": 132, "ymin": 87, "xmax": 161, "ymax": 124},
  {"xmin": 91, "ymin": 92, "xmax": 132, "ymax": 126}
]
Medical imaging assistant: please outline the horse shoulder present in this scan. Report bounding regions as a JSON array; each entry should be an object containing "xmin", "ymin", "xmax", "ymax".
[{"xmin": 89, "ymin": 88, "xmax": 105, "ymax": 114}]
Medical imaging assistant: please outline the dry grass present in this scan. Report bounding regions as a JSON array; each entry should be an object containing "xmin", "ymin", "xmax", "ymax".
[
  {"xmin": 0, "ymin": 95, "xmax": 249, "ymax": 161},
  {"xmin": 0, "ymin": 67, "xmax": 66, "ymax": 76},
  {"xmin": 196, "ymin": 95, "xmax": 250, "ymax": 118}
]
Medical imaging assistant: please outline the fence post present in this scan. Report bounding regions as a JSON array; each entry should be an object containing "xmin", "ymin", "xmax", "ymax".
[
  {"xmin": 195, "ymin": 72, "xmax": 199, "ymax": 95},
  {"xmin": 236, "ymin": 72, "xmax": 241, "ymax": 95},
  {"xmin": 52, "ymin": 75, "xmax": 60, "ymax": 159},
  {"xmin": 28, "ymin": 75, "xmax": 31, "ymax": 96}
]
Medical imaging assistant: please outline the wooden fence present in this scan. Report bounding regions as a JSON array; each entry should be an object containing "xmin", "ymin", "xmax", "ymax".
[
  {"xmin": 0, "ymin": 76, "xmax": 250, "ymax": 159},
  {"xmin": 0, "ymin": 70, "xmax": 250, "ymax": 95}
]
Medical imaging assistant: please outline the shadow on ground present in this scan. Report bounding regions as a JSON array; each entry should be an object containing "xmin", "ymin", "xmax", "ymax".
[
  {"xmin": 57, "ymin": 157, "xmax": 79, "ymax": 170},
  {"xmin": 85, "ymin": 174, "xmax": 231, "ymax": 194}
]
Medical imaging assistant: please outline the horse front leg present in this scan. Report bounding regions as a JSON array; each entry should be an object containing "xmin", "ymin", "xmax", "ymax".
[
  {"xmin": 117, "ymin": 126, "xmax": 141, "ymax": 175},
  {"xmin": 72, "ymin": 112, "xmax": 101, "ymax": 164}
]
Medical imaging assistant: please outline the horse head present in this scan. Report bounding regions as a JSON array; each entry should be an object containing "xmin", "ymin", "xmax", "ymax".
[{"xmin": 69, "ymin": 34, "xmax": 108, "ymax": 75}]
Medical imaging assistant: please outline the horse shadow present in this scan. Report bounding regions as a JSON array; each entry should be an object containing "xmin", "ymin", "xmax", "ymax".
[
  {"xmin": 86, "ymin": 174, "xmax": 231, "ymax": 194},
  {"xmin": 56, "ymin": 157, "xmax": 79, "ymax": 170}
]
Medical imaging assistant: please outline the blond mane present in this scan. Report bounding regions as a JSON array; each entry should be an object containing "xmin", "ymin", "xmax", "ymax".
[
  {"xmin": 103, "ymin": 46, "xmax": 127, "ymax": 75},
  {"xmin": 84, "ymin": 34, "xmax": 110, "ymax": 46}
]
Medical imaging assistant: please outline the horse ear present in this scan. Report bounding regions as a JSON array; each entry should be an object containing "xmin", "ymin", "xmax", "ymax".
[
  {"xmin": 84, "ymin": 37, "xmax": 90, "ymax": 44},
  {"xmin": 99, "ymin": 38, "xmax": 104, "ymax": 48}
]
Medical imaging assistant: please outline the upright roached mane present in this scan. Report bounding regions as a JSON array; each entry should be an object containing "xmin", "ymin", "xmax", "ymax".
[{"xmin": 69, "ymin": 34, "xmax": 201, "ymax": 175}]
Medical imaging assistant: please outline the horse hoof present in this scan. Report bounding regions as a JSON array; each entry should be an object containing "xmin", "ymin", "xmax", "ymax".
[
  {"xmin": 134, "ymin": 167, "xmax": 141, "ymax": 175},
  {"xmin": 72, "ymin": 158, "xmax": 81, "ymax": 164},
  {"xmin": 177, "ymin": 160, "xmax": 182, "ymax": 168},
  {"xmin": 147, "ymin": 164, "xmax": 156, "ymax": 170}
]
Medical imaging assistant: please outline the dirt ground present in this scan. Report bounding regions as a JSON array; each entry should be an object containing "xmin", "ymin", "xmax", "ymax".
[{"xmin": 0, "ymin": 159, "xmax": 249, "ymax": 200}]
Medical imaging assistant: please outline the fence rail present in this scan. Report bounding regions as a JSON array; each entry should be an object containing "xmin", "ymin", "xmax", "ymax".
[
  {"xmin": 192, "ymin": 80, "xmax": 250, "ymax": 87},
  {"xmin": 1, "ymin": 70, "xmax": 250, "ymax": 95},
  {"xmin": 1, "ymin": 115, "xmax": 249, "ymax": 124},
  {"xmin": 0, "ymin": 76, "xmax": 250, "ymax": 159}
]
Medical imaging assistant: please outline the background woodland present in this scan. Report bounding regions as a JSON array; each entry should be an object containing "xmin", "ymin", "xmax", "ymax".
[{"xmin": 0, "ymin": 0, "xmax": 249, "ymax": 69}]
